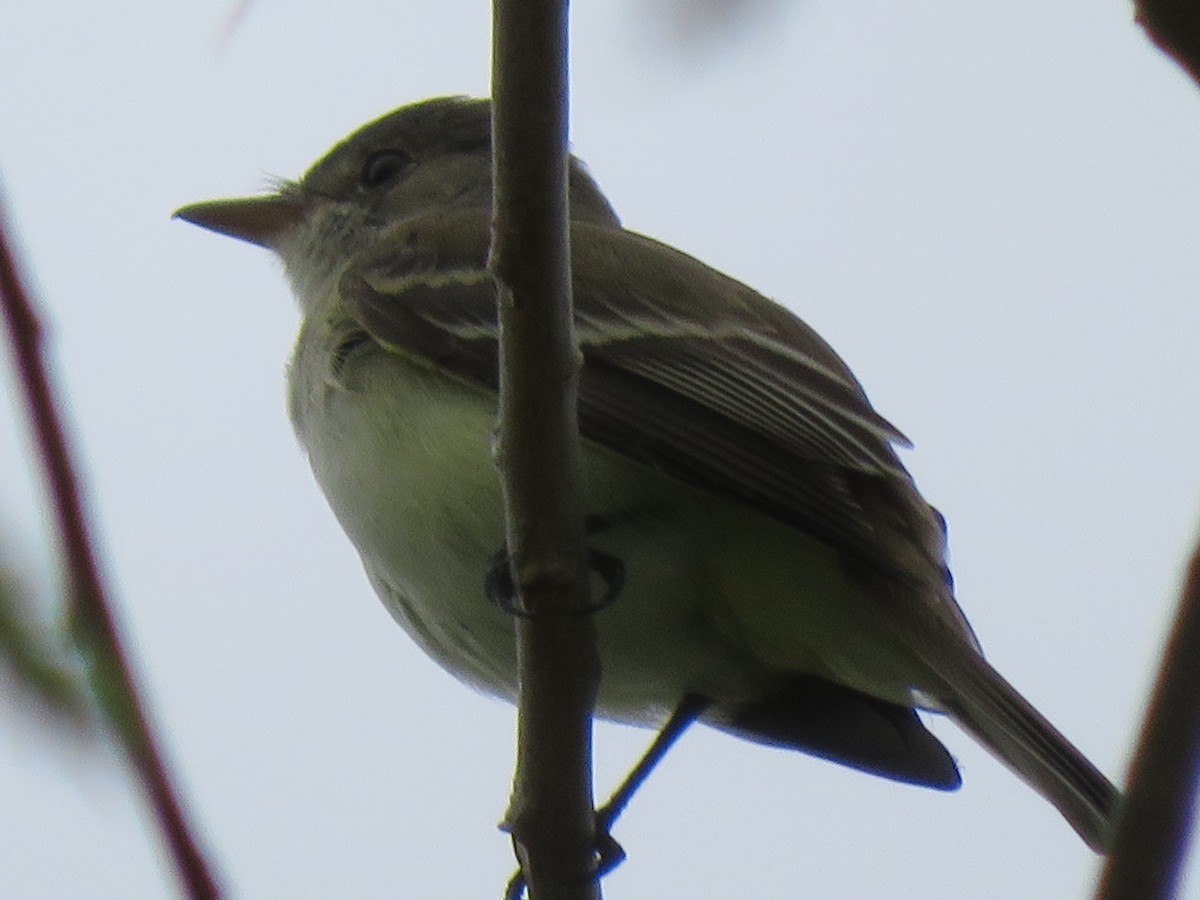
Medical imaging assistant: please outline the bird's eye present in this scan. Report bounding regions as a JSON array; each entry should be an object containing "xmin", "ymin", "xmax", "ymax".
[{"xmin": 360, "ymin": 149, "xmax": 413, "ymax": 189}]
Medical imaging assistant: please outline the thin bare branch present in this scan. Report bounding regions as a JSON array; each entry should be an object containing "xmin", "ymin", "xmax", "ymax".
[
  {"xmin": 1094, "ymin": 533, "xmax": 1200, "ymax": 900},
  {"xmin": 490, "ymin": 0, "xmax": 602, "ymax": 897},
  {"xmin": 1091, "ymin": 11, "xmax": 1200, "ymax": 895},
  {"xmin": 0, "ymin": 203, "xmax": 221, "ymax": 899}
]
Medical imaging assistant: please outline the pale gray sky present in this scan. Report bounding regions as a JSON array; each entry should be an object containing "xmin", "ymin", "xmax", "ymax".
[{"xmin": 1, "ymin": 1, "xmax": 1198, "ymax": 897}]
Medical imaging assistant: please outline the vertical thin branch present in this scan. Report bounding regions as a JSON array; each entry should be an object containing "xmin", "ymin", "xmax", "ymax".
[
  {"xmin": 1094, "ymin": 534, "xmax": 1200, "ymax": 900},
  {"xmin": 1096, "ymin": 13, "xmax": 1200, "ymax": 897},
  {"xmin": 490, "ymin": 0, "xmax": 602, "ymax": 898},
  {"xmin": 0, "ymin": 206, "xmax": 221, "ymax": 899}
]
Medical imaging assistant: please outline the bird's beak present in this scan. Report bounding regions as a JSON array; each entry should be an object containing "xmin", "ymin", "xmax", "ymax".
[{"xmin": 173, "ymin": 194, "xmax": 305, "ymax": 249}]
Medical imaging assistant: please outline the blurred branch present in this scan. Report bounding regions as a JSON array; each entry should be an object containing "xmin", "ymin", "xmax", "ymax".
[
  {"xmin": 1094, "ymin": 532, "xmax": 1200, "ymax": 900},
  {"xmin": 490, "ymin": 0, "xmax": 601, "ymax": 897},
  {"xmin": 0, "ymin": 203, "xmax": 221, "ymax": 899},
  {"xmin": 642, "ymin": 0, "xmax": 787, "ymax": 51},
  {"xmin": 1092, "ymin": 12, "xmax": 1200, "ymax": 897},
  {"xmin": 1136, "ymin": 0, "xmax": 1200, "ymax": 87}
]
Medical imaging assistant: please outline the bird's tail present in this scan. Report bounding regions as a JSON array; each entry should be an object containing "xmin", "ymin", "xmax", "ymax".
[{"xmin": 935, "ymin": 649, "xmax": 1119, "ymax": 852}]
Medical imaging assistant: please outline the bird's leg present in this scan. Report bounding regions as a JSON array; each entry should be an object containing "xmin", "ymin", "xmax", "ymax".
[
  {"xmin": 494, "ymin": 509, "xmax": 692, "ymax": 898},
  {"xmin": 501, "ymin": 693, "xmax": 710, "ymax": 900},
  {"xmin": 595, "ymin": 693, "xmax": 711, "ymax": 849}
]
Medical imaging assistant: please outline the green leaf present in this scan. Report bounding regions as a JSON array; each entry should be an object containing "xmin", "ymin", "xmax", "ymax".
[{"xmin": 0, "ymin": 557, "xmax": 94, "ymax": 736}]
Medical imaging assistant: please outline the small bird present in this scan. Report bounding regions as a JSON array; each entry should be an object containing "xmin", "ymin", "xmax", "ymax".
[{"xmin": 176, "ymin": 96, "xmax": 1118, "ymax": 852}]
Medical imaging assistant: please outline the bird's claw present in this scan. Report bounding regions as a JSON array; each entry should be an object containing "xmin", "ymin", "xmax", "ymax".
[
  {"xmin": 501, "ymin": 823, "xmax": 627, "ymax": 900},
  {"xmin": 484, "ymin": 546, "xmax": 625, "ymax": 616}
]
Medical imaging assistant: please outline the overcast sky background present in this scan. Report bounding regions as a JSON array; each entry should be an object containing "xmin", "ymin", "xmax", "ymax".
[{"xmin": 1, "ymin": 1, "xmax": 1198, "ymax": 897}]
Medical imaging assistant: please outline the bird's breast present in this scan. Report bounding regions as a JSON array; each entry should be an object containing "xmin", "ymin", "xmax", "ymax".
[{"xmin": 288, "ymin": 327, "xmax": 935, "ymax": 723}]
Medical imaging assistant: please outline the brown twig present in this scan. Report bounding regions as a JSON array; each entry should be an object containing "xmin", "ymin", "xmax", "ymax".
[
  {"xmin": 1094, "ymin": 534, "xmax": 1200, "ymax": 900},
  {"xmin": 0, "ymin": 204, "xmax": 221, "ymax": 899},
  {"xmin": 490, "ymin": 0, "xmax": 602, "ymax": 897},
  {"xmin": 1135, "ymin": 0, "xmax": 1200, "ymax": 87},
  {"xmin": 1092, "ymin": 12, "xmax": 1200, "ymax": 897}
]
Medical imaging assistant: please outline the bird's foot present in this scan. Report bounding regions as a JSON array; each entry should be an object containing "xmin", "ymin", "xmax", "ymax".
[{"xmin": 484, "ymin": 544, "xmax": 624, "ymax": 617}]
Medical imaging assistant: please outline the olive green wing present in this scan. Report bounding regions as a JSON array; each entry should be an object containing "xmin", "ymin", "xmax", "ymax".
[{"xmin": 340, "ymin": 209, "xmax": 945, "ymax": 582}]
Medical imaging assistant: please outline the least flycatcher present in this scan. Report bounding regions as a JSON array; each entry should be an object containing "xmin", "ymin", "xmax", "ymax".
[{"xmin": 176, "ymin": 96, "xmax": 1117, "ymax": 851}]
